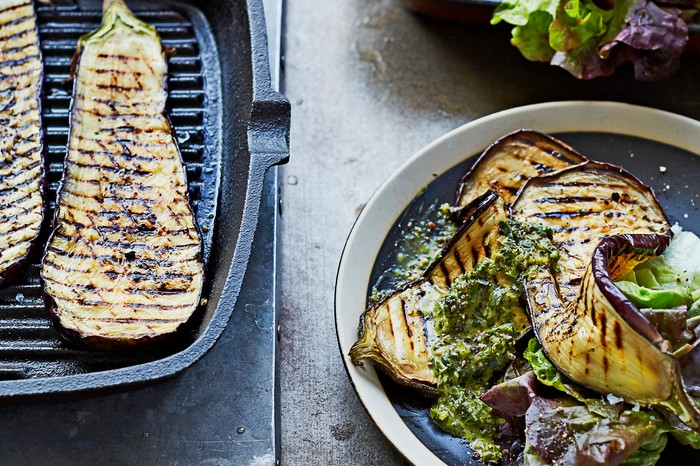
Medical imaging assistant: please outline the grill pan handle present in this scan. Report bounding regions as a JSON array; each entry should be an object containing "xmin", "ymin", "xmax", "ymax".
[{"xmin": 247, "ymin": 0, "xmax": 290, "ymax": 169}]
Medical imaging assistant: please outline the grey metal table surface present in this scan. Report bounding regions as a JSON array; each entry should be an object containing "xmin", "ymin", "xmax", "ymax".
[{"xmin": 279, "ymin": 0, "xmax": 700, "ymax": 464}]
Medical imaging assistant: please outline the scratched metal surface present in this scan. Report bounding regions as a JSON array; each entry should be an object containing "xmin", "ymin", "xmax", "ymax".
[{"xmin": 279, "ymin": 0, "xmax": 700, "ymax": 464}]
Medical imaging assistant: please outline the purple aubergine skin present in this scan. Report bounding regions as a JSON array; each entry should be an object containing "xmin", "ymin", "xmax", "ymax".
[
  {"xmin": 591, "ymin": 233, "xmax": 673, "ymax": 348},
  {"xmin": 454, "ymin": 129, "xmax": 588, "ymax": 206}
]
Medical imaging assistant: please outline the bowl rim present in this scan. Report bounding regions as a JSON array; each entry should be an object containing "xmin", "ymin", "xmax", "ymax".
[{"xmin": 334, "ymin": 100, "xmax": 700, "ymax": 465}]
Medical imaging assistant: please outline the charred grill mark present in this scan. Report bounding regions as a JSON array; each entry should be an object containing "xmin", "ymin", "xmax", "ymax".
[
  {"xmin": 547, "ymin": 149, "xmax": 578, "ymax": 165},
  {"xmin": 95, "ymin": 83, "xmax": 144, "ymax": 92},
  {"xmin": 87, "ymin": 318, "xmax": 188, "ymax": 324},
  {"xmin": 76, "ymin": 147, "xmax": 161, "ymax": 163},
  {"xmin": 387, "ymin": 302, "xmax": 395, "ymax": 336},
  {"xmin": 439, "ymin": 263, "xmax": 450, "ymax": 287},
  {"xmin": 95, "ymin": 225, "xmax": 195, "ymax": 236},
  {"xmin": 554, "ymin": 238, "xmax": 591, "ymax": 247},
  {"xmin": 0, "ymin": 2, "xmax": 30, "ymax": 15},
  {"xmin": 97, "ymin": 53, "xmax": 142, "ymax": 62},
  {"xmin": 92, "ymin": 68, "xmax": 143, "ymax": 76},
  {"xmin": 0, "ymin": 221, "xmax": 37, "ymax": 238},
  {"xmin": 68, "ymin": 177, "xmax": 154, "ymax": 192},
  {"xmin": 0, "ymin": 174, "xmax": 39, "ymax": 194},
  {"xmin": 501, "ymin": 186, "xmax": 519, "ymax": 196},
  {"xmin": 72, "ymin": 300, "xmax": 192, "ymax": 310},
  {"xmin": 483, "ymin": 237, "xmax": 491, "ymax": 258},
  {"xmin": 532, "ymin": 210, "xmax": 610, "ymax": 219},
  {"xmin": 0, "ymin": 52, "xmax": 39, "ymax": 69},
  {"xmin": 0, "ymin": 66, "xmax": 35, "ymax": 81},
  {"xmin": 453, "ymin": 249, "xmax": 465, "ymax": 274},
  {"xmin": 400, "ymin": 298, "xmax": 413, "ymax": 342},
  {"xmin": 0, "ymin": 13, "xmax": 31, "ymax": 29},
  {"xmin": 66, "ymin": 159, "xmax": 152, "ymax": 177},
  {"xmin": 90, "ymin": 97, "xmax": 159, "ymax": 109},
  {"xmin": 568, "ymin": 277, "xmax": 583, "ymax": 287},
  {"xmin": 614, "ymin": 321, "xmax": 623, "ymax": 349},
  {"xmin": 0, "ymin": 191, "xmax": 34, "ymax": 210},
  {"xmin": 0, "ymin": 27, "xmax": 33, "ymax": 42},
  {"xmin": 54, "ymin": 233, "xmax": 198, "ymax": 251},
  {"xmin": 599, "ymin": 313, "xmax": 607, "ymax": 347},
  {"xmin": 0, "ymin": 42, "xmax": 33, "ymax": 56},
  {"xmin": 46, "ymin": 246, "xmax": 196, "ymax": 266},
  {"xmin": 551, "ymin": 225, "xmax": 591, "ymax": 233},
  {"xmin": 43, "ymin": 276, "xmax": 193, "ymax": 296},
  {"xmin": 100, "ymin": 125, "xmax": 160, "ymax": 135},
  {"xmin": 528, "ymin": 160, "xmax": 555, "ymax": 173},
  {"xmin": 62, "ymin": 189, "xmax": 156, "ymax": 207},
  {"xmin": 534, "ymin": 196, "xmax": 602, "ymax": 204},
  {"xmin": 471, "ymin": 247, "xmax": 479, "ymax": 268},
  {"xmin": 43, "ymin": 260, "xmax": 195, "ymax": 281}
]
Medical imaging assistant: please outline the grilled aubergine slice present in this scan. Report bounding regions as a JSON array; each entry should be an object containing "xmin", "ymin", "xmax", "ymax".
[
  {"xmin": 525, "ymin": 235, "xmax": 700, "ymax": 429},
  {"xmin": 456, "ymin": 130, "xmax": 587, "ymax": 208},
  {"xmin": 41, "ymin": 0, "xmax": 204, "ymax": 347},
  {"xmin": 350, "ymin": 192, "xmax": 506, "ymax": 394},
  {"xmin": 511, "ymin": 163, "xmax": 700, "ymax": 428},
  {"xmin": 0, "ymin": 0, "xmax": 45, "ymax": 284}
]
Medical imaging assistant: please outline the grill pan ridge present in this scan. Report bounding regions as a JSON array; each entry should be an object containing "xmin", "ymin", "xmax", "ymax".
[{"xmin": 0, "ymin": 0, "xmax": 289, "ymax": 396}]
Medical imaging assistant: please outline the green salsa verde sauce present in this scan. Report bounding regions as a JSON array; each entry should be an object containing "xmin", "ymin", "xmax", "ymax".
[{"xmin": 428, "ymin": 220, "xmax": 560, "ymax": 463}]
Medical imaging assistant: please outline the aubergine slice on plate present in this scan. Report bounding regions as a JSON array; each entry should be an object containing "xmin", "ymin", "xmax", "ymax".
[
  {"xmin": 349, "ymin": 192, "xmax": 506, "ymax": 394},
  {"xmin": 456, "ymin": 130, "xmax": 587, "ymax": 208},
  {"xmin": 525, "ymin": 234, "xmax": 700, "ymax": 429},
  {"xmin": 511, "ymin": 162, "xmax": 700, "ymax": 427},
  {"xmin": 511, "ymin": 161, "xmax": 671, "ymax": 306},
  {"xmin": 0, "ymin": 0, "xmax": 45, "ymax": 284},
  {"xmin": 41, "ymin": 0, "xmax": 204, "ymax": 347}
]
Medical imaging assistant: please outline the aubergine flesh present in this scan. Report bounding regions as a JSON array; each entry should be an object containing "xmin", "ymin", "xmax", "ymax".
[
  {"xmin": 41, "ymin": 0, "xmax": 204, "ymax": 347},
  {"xmin": 349, "ymin": 192, "xmax": 506, "ymax": 393},
  {"xmin": 456, "ymin": 130, "xmax": 587, "ymax": 208},
  {"xmin": 0, "ymin": 0, "xmax": 45, "ymax": 284}
]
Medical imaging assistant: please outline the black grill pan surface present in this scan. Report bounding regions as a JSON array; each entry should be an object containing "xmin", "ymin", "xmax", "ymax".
[{"xmin": 0, "ymin": 0, "xmax": 289, "ymax": 396}]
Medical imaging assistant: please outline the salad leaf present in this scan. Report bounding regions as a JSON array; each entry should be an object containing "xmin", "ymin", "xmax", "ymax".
[
  {"xmin": 614, "ymin": 281, "xmax": 692, "ymax": 309},
  {"xmin": 614, "ymin": 230, "xmax": 700, "ymax": 320},
  {"xmin": 599, "ymin": 0, "xmax": 688, "ymax": 81},
  {"xmin": 525, "ymin": 397, "xmax": 664, "ymax": 466},
  {"xmin": 481, "ymin": 368, "xmax": 668, "ymax": 466},
  {"xmin": 523, "ymin": 337, "xmax": 571, "ymax": 395},
  {"xmin": 492, "ymin": 0, "xmax": 689, "ymax": 80},
  {"xmin": 619, "ymin": 424, "xmax": 668, "ymax": 465}
]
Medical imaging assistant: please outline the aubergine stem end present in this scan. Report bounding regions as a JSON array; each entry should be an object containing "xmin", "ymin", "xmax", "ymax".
[
  {"xmin": 349, "ymin": 312, "xmax": 376, "ymax": 366},
  {"xmin": 78, "ymin": 0, "xmax": 157, "ymax": 51}
]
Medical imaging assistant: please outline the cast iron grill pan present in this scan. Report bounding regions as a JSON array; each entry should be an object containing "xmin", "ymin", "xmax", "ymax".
[{"xmin": 0, "ymin": 2, "xmax": 221, "ymax": 382}]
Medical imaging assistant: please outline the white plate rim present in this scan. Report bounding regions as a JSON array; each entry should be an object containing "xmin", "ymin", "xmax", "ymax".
[{"xmin": 334, "ymin": 100, "xmax": 700, "ymax": 466}]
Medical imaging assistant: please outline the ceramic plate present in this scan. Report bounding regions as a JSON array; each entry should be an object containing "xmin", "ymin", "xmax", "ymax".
[{"xmin": 335, "ymin": 101, "xmax": 700, "ymax": 465}]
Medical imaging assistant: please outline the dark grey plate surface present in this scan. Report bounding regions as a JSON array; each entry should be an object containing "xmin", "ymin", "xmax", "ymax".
[{"xmin": 368, "ymin": 132, "xmax": 700, "ymax": 465}]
